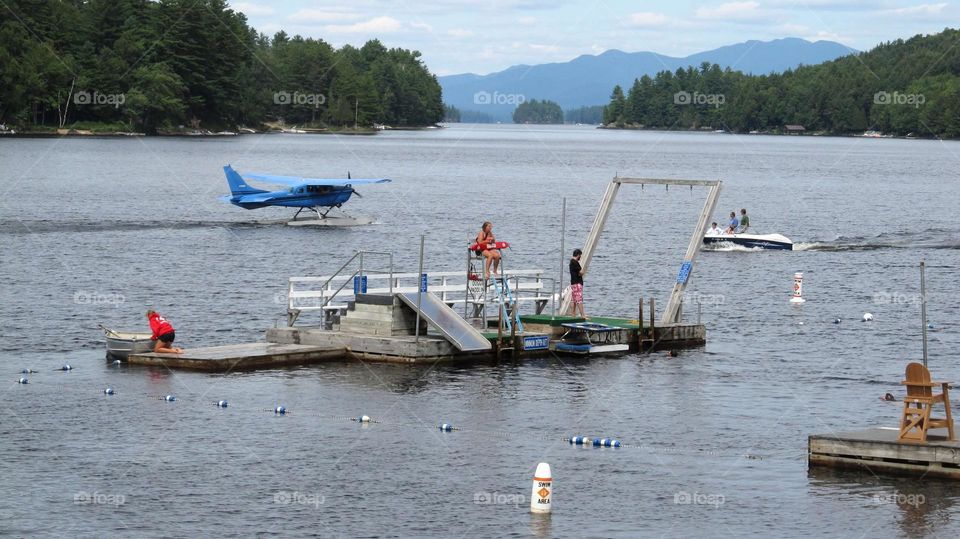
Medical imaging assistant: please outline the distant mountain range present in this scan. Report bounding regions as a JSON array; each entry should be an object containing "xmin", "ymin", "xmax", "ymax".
[{"xmin": 440, "ymin": 38, "xmax": 856, "ymax": 121}]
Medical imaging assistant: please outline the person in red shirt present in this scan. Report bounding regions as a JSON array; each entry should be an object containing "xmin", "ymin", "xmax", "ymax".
[{"xmin": 147, "ymin": 310, "xmax": 183, "ymax": 353}]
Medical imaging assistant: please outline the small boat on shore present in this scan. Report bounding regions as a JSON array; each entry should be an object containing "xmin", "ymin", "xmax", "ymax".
[
  {"xmin": 703, "ymin": 232, "xmax": 794, "ymax": 250},
  {"xmin": 100, "ymin": 325, "xmax": 153, "ymax": 359}
]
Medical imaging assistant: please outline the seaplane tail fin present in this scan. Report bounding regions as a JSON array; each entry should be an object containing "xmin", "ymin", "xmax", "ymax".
[{"xmin": 223, "ymin": 164, "xmax": 266, "ymax": 196}]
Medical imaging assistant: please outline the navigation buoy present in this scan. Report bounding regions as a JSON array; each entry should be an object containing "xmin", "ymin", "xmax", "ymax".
[
  {"xmin": 17, "ymin": 377, "xmax": 28, "ymax": 384},
  {"xmin": 593, "ymin": 438, "xmax": 622, "ymax": 448},
  {"xmin": 60, "ymin": 364, "xmax": 72, "ymax": 371},
  {"xmin": 790, "ymin": 272, "xmax": 806, "ymax": 304},
  {"xmin": 164, "ymin": 395, "xmax": 176, "ymax": 402},
  {"xmin": 274, "ymin": 406, "xmax": 286, "ymax": 415},
  {"xmin": 104, "ymin": 388, "xmax": 114, "ymax": 395},
  {"xmin": 439, "ymin": 423, "xmax": 454, "ymax": 432},
  {"xmin": 862, "ymin": 313, "xmax": 874, "ymax": 322},
  {"xmin": 530, "ymin": 462, "xmax": 552, "ymax": 514},
  {"xmin": 216, "ymin": 400, "xmax": 229, "ymax": 408}
]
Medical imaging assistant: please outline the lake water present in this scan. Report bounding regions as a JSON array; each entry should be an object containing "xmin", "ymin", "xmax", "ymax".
[{"xmin": 1, "ymin": 125, "xmax": 959, "ymax": 537}]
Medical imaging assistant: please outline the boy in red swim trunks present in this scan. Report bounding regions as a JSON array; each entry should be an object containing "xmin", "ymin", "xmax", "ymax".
[
  {"xmin": 147, "ymin": 310, "xmax": 183, "ymax": 353},
  {"xmin": 568, "ymin": 249, "xmax": 587, "ymax": 319}
]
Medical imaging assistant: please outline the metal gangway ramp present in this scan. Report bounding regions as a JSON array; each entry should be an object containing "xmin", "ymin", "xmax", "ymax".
[{"xmin": 397, "ymin": 292, "xmax": 492, "ymax": 352}]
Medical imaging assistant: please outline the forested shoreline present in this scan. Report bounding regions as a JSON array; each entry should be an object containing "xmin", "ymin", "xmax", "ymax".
[
  {"xmin": 602, "ymin": 29, "xmax": 960, "ymax": 138},
  {"xmin": 0, "ymin": 0, "xmax": 444, "ymax": 134}
]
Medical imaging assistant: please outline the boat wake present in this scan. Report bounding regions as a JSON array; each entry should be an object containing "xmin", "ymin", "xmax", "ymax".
[{"xmin": 796, "ymin": 229, "xmax": 960, "ymax": 252}]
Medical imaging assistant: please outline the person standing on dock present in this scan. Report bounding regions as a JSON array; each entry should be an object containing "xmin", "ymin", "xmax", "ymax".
[
  {"xmin": 475, "ymin": 221, "xmax": 501, "ymax": 279},
  {"xmin": 568, "ymin": 249, "xmax": 588, "ymax": 319},
  {"xmin": 147, "ymin": 310, "xmax": 182, "ymax": 354},
  {"xmin": 737, "ymin": 208, "xmax": 750, "ymax": 233},
  {"xmin": 724, "ymin": 211, "xmax": 739, "ymax": 234}
]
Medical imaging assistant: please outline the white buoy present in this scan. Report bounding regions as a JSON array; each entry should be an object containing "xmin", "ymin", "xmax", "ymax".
[
  {"xmin": 790, "ymin": 272, "xmax": 805, "ymax": 304},
  {"xmin": 862, "ymin": 313, "xmax": 874, "ymax": 322},
  {"xmin": 530, "ymin": 462, "xmax": 552, "ymax": 514}
]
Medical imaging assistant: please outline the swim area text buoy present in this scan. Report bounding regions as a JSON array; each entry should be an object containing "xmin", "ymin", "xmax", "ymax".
[{"xmin": 530, "ymin": 462, "xmax": 552, "ymax": 514}]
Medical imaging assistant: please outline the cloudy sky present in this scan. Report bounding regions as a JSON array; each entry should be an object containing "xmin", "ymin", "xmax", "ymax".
[{"xmin": 229, "ymin": 1, "xmax": 954, "ymax": 75}]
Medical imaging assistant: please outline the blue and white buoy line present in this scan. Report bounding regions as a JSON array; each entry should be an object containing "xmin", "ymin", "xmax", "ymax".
[{"xmin": 6, "ymin": 380, "xmax": 770, "ymax": 461}]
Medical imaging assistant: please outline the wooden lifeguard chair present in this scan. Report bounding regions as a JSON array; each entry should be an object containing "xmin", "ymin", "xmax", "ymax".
[{"xmin": 899, "ymin": 362, "xmax": 955, "ymax": 442}]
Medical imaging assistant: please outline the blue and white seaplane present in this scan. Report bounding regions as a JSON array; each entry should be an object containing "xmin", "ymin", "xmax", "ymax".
[{"xmin": 221, "ymin": 164, "xmax": 390, "ymax": 225}]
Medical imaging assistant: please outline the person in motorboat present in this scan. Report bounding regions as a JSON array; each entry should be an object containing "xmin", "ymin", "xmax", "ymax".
[
  {"xmin": 707, "ymin": 222, "xmax": 723, "ymax": 235},
  {"xmin": 147, "ymin": 310, "xmax": 183, "ymax": 354},
  {"xmin": 724, "ymin": 211, "xmax": 739, "ymax": 234},
  {"xmin": 475, "ymin": 221, "xmax": 501, "ymax": 279},
  {"xmin": 737, "ymin": 208, "xmax": 750, "ymax": 233}
]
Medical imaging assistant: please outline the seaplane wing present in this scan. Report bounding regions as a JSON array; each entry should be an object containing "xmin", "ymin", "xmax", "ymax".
[{"xmin": 241, "ymin": 172, "xmax": 391, "ymax": 187}]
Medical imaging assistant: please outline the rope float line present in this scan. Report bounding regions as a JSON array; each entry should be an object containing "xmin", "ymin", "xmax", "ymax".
[{"xmin": 9, "ymin": 374, "xmax": 765, "ymax": 460}]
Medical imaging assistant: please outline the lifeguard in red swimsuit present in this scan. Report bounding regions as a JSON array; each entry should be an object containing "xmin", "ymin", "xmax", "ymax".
[
  {"xmin": 475, "ymin": 221, "xmax": 501, "ymax": 279},
  {"xmin": 147, "ymin": 310, "xmax": 183, "ymax": 354}
]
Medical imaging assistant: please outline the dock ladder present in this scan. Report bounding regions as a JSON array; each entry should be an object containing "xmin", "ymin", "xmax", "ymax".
[{"xmin": 492, "ymin": 276, "xmax": 524, "ymax": 334}]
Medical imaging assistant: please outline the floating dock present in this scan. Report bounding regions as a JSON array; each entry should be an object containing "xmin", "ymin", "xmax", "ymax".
[
  {"xmin": 129, "ymin": 342, "xmax": 343, "ymax": 371},
  {"xmin": 129, "ymin": 176, "xmax": 720, "ymax": 370},
  {"xmin": 808, "ymin": 427, "xmax": 960, "ymax": 480}
]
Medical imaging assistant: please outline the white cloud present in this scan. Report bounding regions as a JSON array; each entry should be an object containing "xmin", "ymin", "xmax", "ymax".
[
  {"xmin": 517, "ymin": 16, "xmax": 538, "ymax": 25},
  {"xmin": 624, "ymin": 12, "xmax": 669, "ymax": 27},
  {"xmin": 803, "ymin": 30, "xmax": 853, "ymax": 44},
  {"xmin": 883, "ymin": 3, "xmax": 947, "ymax": 17},
  {"xmin": 290, "ymin": 9, "xmax": 361, "ymax": 24},
  {"xmin": 777, "ymin": 23, "xmax": 809, "ymax": 35},
  {"xmin": 410, "ymin": 21, "xmax": 433, "ymax": 32},
  {"xmin": 447, "ymin": 28, "xmax": 475, "ymax": 38},
  {"xmin": 323, "ymin": 16, "xmax": 404, "ymax": 34},
  {"xmin": 230, "ymin": 2, "xmax": 274, "ymax": 16},
  {"xmin": 695, "ymin": 1, "xmax": 764, "ymax": 20}
]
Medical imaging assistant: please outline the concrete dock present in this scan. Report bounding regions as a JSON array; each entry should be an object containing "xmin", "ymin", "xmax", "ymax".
[{"xmin": 809, "ymin": 427, "xmax": 960, "ymax": 480}]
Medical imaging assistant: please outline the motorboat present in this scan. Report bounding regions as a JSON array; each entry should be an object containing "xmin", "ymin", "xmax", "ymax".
[
  {"xmin": 703, "ymin": 231, "xmax": 793, "ymax": 250},
  {"xmin": 100, "ymin": 324, "xmax": 153, "ymax": 359}
]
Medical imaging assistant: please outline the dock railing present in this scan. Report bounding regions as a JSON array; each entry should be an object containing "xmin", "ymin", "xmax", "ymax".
[{"xmin": 287, "ymin": 268, "xmax": 551, "ymax": 327}]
